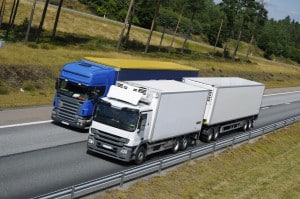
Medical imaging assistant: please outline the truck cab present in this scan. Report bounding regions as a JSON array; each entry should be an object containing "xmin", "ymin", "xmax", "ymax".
[
  {"xmin": 52, "ymin": 60, "xmax": 116, "ymax": 129},
  {"xmin": 87, "ymin": 83, "xmax": 154, "ymax": 162}
]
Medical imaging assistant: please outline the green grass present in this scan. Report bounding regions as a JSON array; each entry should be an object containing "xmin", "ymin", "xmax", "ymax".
[
  {"xmin": 90, "ymin": 122, "xmax": 300, "ymax": 199},
  {"xmin": 0, "ymin": 0, "xmax": 299, "ymax": 108}
]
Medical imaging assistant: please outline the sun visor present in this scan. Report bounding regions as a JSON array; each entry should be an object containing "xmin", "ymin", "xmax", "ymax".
[{"xmin": 107, "ymin": 85, "xmax": 142, "ymax": 106}]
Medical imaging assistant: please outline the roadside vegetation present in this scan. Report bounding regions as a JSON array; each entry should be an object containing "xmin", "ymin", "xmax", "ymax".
[
  {"xmin": 87, "ymin": 122, "xmax": 300, "ymax": 199},
  {"xmin": 0, "ymin": 0, "xmax": 299, "ymax": 109}
]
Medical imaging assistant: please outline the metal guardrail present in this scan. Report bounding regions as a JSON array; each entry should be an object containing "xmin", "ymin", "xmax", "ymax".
[{"xmin": 34, "ymin": 115, "xmax": 300, "ymax": 199}]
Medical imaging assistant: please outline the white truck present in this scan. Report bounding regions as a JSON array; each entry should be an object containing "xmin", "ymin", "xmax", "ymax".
[
  {"xmin": 183, "ymin": 77, "xmax": 265, "ymax": 142},
  {"xmin": 87, "ymin": 78, "xmax": 265, "ymax": 164},
  {"xmin": 87, "ymin": 80, "xmax": 209, "ymax": 164}
]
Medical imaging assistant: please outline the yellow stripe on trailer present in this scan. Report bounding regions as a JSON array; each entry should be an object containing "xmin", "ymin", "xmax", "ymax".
[{"xmin": 84, "ymin": 57, "xmax": 198, "ymax": 71}]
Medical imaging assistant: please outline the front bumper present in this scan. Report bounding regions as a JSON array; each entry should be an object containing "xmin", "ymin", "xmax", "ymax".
[
  {"xmin": 51, "ymin": 110, "xmax": 92, "ymax": 129},
  {"xmin": 87, "ymin": 136, "xmax": 133, "ymax": 162}
]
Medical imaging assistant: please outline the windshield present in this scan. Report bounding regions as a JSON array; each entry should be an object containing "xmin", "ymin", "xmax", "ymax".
[
  {"xmin": 57, "ymin": 79, "xmax": 106, "ymax": 101},
  {"xmin": 94, "ymin": 102, "xmax": 139, "ymax": 132}
]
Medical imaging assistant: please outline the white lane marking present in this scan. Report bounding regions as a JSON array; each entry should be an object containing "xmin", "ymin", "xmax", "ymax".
[
  {"xmin": 285, "ymin": 102, "xmax": 291, "ymax": 105},
  {"xmin": 261, "ymin": 106, "xmax": 270, "ymax": 110},
  {"xmin": 0, "ymin": 120, "xmax": 53, "ymax": 129},
  {"xmin": 263, "ymin": 91, "xmax": 300, "ymax": 97}
]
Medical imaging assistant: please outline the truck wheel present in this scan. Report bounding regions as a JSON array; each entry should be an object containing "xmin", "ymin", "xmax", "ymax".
[
  {"xmin": 180, "ymin": 136, "xmax": 189, "ymax": 151},
  {"xmin": 172, "ymin": 139, "xmax": 180, "ymax": 153},
  {"xmin": 134, "ymin": 146, "xmax": 146, "ymax": 165}
]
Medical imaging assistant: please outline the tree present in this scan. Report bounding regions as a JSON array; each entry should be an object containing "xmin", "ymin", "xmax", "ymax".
[
  {"xmin": 25, "ymin": 0, "xmax": 37, "ymax": 43},
  {"xmin": 168, "ymin": 0, "xmax": 185, "ymax": 53},
  {"xmin": 219, "ymin": 0, "xmax": 240, "ymax": 57},
  {"xmin": 181, "ymin": 0, "xmax": 204, "ymax": 53},
  {"xmin": 246, "ymin": 0, "xmax": 267, "ymax": 60},
  {"xmin": 232, "ymin": 0, "xmax": 258, "ymax": 59},
  {"xmin": 144, "ymin": 0, "xmax": 161, "ymax": 53},
  {"xmin": 52, "ymin": 0, "xmax": 64, "ymax": 39},
  {"xmin": 0, "ymin": 0, "xmax": 6, "ymax": 28},
  {"xmin": 36, "ymin": 0, "xmax": 50, "ymax": 43},
  {"xmin": 5, "ymin": 0, "xmax": 19, "ymax": 38},
  {"xmin": 117, "ymin": 0, "xmax": 135, "ymax": 50}
]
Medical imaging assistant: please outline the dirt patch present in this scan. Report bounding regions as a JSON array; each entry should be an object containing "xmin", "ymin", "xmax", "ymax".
[{"xmin": 0, "ymin": 64, "xmax": 54, "ymax": 87}]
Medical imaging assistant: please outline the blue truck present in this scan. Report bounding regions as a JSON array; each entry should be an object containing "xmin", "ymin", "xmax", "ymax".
[{"xmin": 51, "ymin": 57, "xmax": 199, "ymax": 129}]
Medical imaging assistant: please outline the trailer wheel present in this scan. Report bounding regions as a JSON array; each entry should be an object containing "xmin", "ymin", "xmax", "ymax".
[
  {"xmin": 201, "ymin": 128, "xmax": 213, "ymax": 143},
  {"xmin": 134, "ymin": 146, "xmax": 146, "ymax": 165},
  {"xmin": 248, "ymin": 119, "xmax": 254, "ymax": 129},
  {"xmin": 172, "ymin": 139, "xmax": 180, "ymax": 153},
  {"xmin": 211, "ymin": 127, "xmax": 220, "ymax": 141},
  {"xmin": 180, "ymin": 136, "xmax": 189, "ymax": 151},
  {"xmin": 242, "ymin": 120, "xmax": 248, "ymax": 132}
]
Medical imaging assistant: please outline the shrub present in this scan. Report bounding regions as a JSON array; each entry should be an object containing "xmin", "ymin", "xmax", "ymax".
[{"xmin": 0, "ymin": 85, "xmax": 9, "ymax": 95}]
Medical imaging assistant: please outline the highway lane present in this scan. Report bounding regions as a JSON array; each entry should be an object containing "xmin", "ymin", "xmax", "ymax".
[
  {"xmin": 0, "ymin": 101, "xmax": 299, "ymax": 199},
  {"xmin": 0, "ymin": 90, "xmax": 299, "ymax": 157},
  {"xmin": 261, "ymin": 91, "xmax": 300, "ymax": 107}
]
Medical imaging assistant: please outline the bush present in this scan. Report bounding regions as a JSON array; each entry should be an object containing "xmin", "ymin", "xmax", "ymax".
[
  {"xmin": 23, "ymin": 80, "xmax": 36, "ymax": 91},
  {"xmin": 0, "ymin": 85, "xmax": 9, "ymax": 95}
]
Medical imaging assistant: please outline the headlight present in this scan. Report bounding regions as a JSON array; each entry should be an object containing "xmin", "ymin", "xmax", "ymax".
[{"xmin": 88, "ymin": 138, "xmax": 94, "ymax": 144}]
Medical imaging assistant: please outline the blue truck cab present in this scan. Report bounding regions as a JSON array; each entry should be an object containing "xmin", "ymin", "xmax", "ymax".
[{"xmin": 52, "ymin": 58, "xmax": 198, "ymax": 129}]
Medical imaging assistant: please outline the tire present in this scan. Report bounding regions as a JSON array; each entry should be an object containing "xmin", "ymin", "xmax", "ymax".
[
  {"xmin": 134, "ymin": 146, "xmax": 146, "ymax": 165},
  {"xmin": 242, "ymin": 120, "xmax": 248, "ymax": 132},
  {"xmin": 172, "ymin": 139, "xmax": 180, "ymax": 153},
  {"xmin": 180, "ymin": 136, "xmax": 189, "ymax": 151},
  {"xmin": 248, "ymin": 119, "xmax": 253, "ymax": 129},
  {"xmin": 211, "ymin": 127, "xmax": 220, "ymax": 141},
  {"xmin": 201, "ymin": 128, "xmax": 213, "ymax": 143}
]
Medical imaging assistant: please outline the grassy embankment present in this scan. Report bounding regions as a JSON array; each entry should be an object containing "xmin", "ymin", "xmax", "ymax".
[
  {"xmin": 86, "ymin": 122, "xmax": 300, "ymax": 199},
  {"xmin": 0, "ymin": 0, "xmax": 300, "ymax": 108}
]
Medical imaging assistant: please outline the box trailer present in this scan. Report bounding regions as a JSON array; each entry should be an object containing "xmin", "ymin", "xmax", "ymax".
[
  {"xmin": 183, "ymin": 77, "xmax": 265, "ymax": 142},
  {"xmin": 88, "ymin": 80, "xmax": 209, "ymax": 164}
]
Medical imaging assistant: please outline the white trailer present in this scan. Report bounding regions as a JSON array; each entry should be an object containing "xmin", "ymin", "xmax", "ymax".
[
  {"xmin": 87, "ymin": 80, "xmax": 209, "ymax": 164},
  {"xmin": 183, "ymin": 77, "xmax": 265, "ymax": 142}
]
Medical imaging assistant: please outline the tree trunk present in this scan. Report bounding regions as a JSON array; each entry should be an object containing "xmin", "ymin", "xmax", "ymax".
[
  {"xmin": 223, "ymin": 30, "xmax": 231, "ymax": 58},
  {"xmin": 158, "ymin": 25, "xmax": 166, "ymax": 51},
  {"xmin": 181, "ymin": 10, "xmax": 195, "ymax": 54},
  {"xmin": 25, "ymin": 0, "xmax": 37, "ymax": 43},
  {"xmin": 52, "ymin": 0, "xmax": 64, "ymax": 39},
  {"xmin": 117, "ymin": 0, "xmax": 135, "ymax": 50},
  {"xmin": 144, "ymin": 0, "xmax": 161, "ymax": 53},
  {"xmin": 0, "ymin": 0, "xmax": 6, "ymax": 28},
  {"xmin": 168, "ymin": 2, "xmax": 185, "ymax": 53},
  {"xmin": 232, "ymin": 28, "xmax": 242, "ymax": 60},
  {"xmin": 123, "ymin": 0, "xmax": 136, "ymax": 46},
  {"xmin": 246, "ymin": 21, "xmax": 257, "ymax": 60},
  {"xmin": 6, "ymin": 0, "xmax": 19, "ymax": 38},
  {"xmin": 36, "ymin": 0, "xmax": 50, "ymax": 43},
  {"xmin": 214, "ymin": 18, "xmax": 224, "ymax": 53}
]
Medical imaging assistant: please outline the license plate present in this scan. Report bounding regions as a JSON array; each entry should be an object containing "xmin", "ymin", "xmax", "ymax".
[{"xmin": 102, "ymin": 144, "xmax": 113, "ymax": 150}]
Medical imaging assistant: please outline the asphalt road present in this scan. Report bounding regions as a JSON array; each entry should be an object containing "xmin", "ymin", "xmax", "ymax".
[{"xmin": 0, "ymin": 98, "xmax": 299, "ymax": 198}]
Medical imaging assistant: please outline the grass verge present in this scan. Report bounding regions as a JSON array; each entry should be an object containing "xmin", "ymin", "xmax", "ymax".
[{"xmin": 88, "ymin": 122, "xmax": 300, "ymax": 199}]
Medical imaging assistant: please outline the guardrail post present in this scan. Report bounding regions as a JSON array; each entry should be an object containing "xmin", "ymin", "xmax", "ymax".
[
  {"xmin": 213, "ymin": 143, "xmax": 216, "ymax": 156},
  {"xmin": 159, "ymin": 160, "xmax": 163, "ymax": 174},
  {"xmin": 71, "ymin": 186, "xmax": 75, "ymax": 199},
  {"xmin": 189, "ymin": 150, "xmax": 192, "ymax": 162},
  {"xmin": 232, "ymin": 137, "xmax": 235, "ymax": 148},
  {"xmin": 248, "ymin": 131, "xmax": 251, "ymax": 143},
  {"xmin": 120, "ymin": 172, "xmax": 125, "ymax": 188}
]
